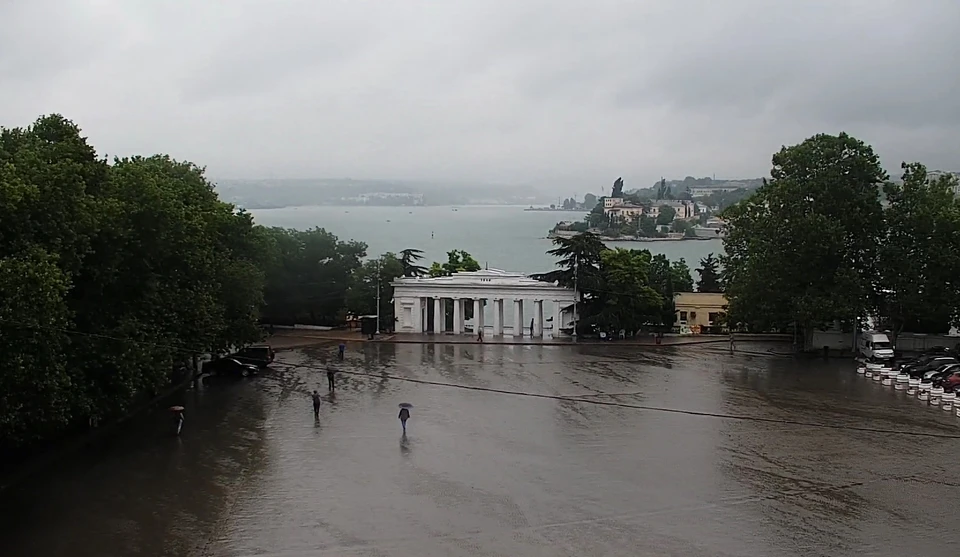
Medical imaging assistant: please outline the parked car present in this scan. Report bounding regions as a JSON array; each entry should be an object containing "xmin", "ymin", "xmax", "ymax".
[
  {"xmin": 229, "ymin": 344, "xmax": 275, "ymax": 369},
  {"xmin": 202, "ymin": 358, "xmax": 259, "ymax": 378},
  {"xmin": 922, "ymin": 362, "xmax": 960, "ymax": 380},
  {"xmin": 903, "ymin": 356, "xmax": 958, "ymax": 377}
]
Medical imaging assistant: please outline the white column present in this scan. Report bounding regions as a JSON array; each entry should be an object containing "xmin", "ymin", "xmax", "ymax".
[
  {"xmin": 493, "ymin": 298, "xmax": 503, "ymax": 336},
  {"xmin": 478, "ymin": 299, "xmax": 485, "ymax": 333},
  {"xmin": 434, "ymin": 297, "xmax": 443, "ymax": 333},
  {"xmin": 552, "ymin": 300, "xmax": 561, "ymax": 339},
  {"xmin": 473, "ymin": 298, "xmax": 482, "ymax": 336},
  {"xmin": 453, "ymin": 298, "xmax": 463, "ymax": 334},
  {"xmin": 534, "ymin": 300, "xmax": 544, "ymax": 337},
  {"xmin": 514, "ymin": 298, "xmax": 524, "ymax": 337},
  {"xmin": 413, "ymin": 298, "xmax": 423, "ymax": 333}
]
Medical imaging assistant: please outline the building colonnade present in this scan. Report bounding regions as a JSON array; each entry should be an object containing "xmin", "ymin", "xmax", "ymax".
[{"xmin": 407, "ymin": 296, "xmax": 563, "ymax": 337}]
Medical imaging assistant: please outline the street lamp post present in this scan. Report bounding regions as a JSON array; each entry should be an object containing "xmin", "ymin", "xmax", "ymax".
[
  {"xmin": 572, "ymin": 257, "xmax": 578, "ymax": 343},
  {"xmin": 375, "ymin": 259, "xmax": 381, "ymax": 335}
]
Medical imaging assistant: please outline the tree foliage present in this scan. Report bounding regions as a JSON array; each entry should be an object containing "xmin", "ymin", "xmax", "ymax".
[
  {"xmin": 611, "ymin": 177, "xmax": 624, "ymax": 198},
  {"xmin": 877, "ymin": 163, "xmax": 960, "ymax": 336},
  {"xmin": 346, "ymin": 252, "xmax": 405, "ymax": 329},
  {"xmin": 398, "ymin": 248, "xmax": 427, "ymax": 277},
  {"xmin": 260, "ymin": 227, "xmax": 366, "ymax": 326},
  {"xmin": 536, "ymin": 234, "xmax": 692, "ymax": 333},
  {"xmin": 722, "ymin": 132, "xmax": 900, "ymax": 333},
  {"xmin": 656, "ymin": 205, "xmax": 676, "ymax": 226},
  {"xmin": 583, "ymin": 193, "xmax": 598, "ymax": 210},
  {"xmin": 428, "ymin": 249, "xmax": 481, "ymax": 277},
  {"xmin": 696, "ymin": 253, "xmax": 723, "ymax": 293},
  {"xmin": 0, "ymin": 115, "xmax": 271, "ymax": 448}
]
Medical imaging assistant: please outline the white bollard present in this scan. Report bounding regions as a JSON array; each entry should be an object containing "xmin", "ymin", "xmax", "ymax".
[
  {"xmin": 941, "ymin": 391, "xmax": 955, "ymax": 410},
  {"xmin": 881, "ymin": 377, "xmax": 893, "ymax": 386}
]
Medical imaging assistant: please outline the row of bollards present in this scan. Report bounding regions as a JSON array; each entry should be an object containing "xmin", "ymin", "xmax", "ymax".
[{"xmin": 856, "ymin": 362, "xmax": 960, "ymax": 417}]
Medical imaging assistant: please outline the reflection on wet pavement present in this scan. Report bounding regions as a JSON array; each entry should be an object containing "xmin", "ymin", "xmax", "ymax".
[{"xmin": 1, "ymin": 342, "xmax": 958, "ymax": 556}]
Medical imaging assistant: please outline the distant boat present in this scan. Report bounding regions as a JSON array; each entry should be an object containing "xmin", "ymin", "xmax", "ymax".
[{"xmin": 386, "ymin": 219, "xmax": 391, "ymax": 222}]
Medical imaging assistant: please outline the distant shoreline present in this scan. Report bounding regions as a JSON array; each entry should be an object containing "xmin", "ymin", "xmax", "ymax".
[
  {"xmin": 241, "ymin": 203, "xmax": 573, "ymax": 211},
  {"xmin": 522, "ymin": 207, "xmax": 588, "ymax": 212}
]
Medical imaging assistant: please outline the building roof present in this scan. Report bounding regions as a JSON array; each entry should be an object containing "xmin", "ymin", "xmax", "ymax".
[
  {"xmin": 393, "ymin": 269, "xmax": 549, "ymax": 288},
  {"xmin": 392, "ymin": 269, "xmax": 577, "ymax": 301}
]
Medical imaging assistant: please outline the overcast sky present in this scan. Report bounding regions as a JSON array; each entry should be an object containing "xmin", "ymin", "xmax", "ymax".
[{"xmin": 2, "ymin": 0, "xmax": 957, "ymax": 190}]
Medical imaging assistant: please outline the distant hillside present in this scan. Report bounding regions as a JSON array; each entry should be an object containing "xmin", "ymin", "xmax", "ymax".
[
  {"xmin": 213, "ymin": 178, "xmax": 554, "ymax": 209},
  {"xmin": 648, "ymin": 176, "xmax": 764, "ymax": 192}
]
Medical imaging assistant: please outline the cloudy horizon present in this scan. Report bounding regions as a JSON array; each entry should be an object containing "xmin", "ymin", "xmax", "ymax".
[{"xmin": 2, "ymin": 0, "xmax": 958, "ymax": 190}]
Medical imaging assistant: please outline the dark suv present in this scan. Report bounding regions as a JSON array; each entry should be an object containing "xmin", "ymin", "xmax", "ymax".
[
  {"xmin": 229, "ymin": 344, "xmax": 275, "ymax": 369},
  {"xmin": 202, "ymin": 358, "xmax": 259, "ymax": 378}
]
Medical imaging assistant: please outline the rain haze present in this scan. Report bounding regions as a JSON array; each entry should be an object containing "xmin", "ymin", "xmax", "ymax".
[{"xmin": 2, "ymin": 0, "xmax": 959, "ymax": 187}]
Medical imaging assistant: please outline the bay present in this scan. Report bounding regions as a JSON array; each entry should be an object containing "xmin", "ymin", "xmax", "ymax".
[{"xmin": 249, "ymin": 205, "xmax": 724, "ymax": 273}]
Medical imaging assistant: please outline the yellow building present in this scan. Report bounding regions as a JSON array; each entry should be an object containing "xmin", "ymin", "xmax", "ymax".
[{"xmin": 674, "ymin": 292, "xmax": 728, "ymax": 334}]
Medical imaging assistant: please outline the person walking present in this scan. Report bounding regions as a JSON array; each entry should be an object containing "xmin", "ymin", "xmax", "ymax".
[
  {"xmin": 530, "ymin": 318, "xmax": 535, "ymax": 336},
  {"xmin": 477, "ymin": 327, "xmax": 483, "ymax": 342},
  {"xmin": 729, "ymin": 332, "xmax": 736, "ymax": 354},
  {"xmin": 326, "ymin": 367, "xmax": 336, "ymax": 391},
  {"xmin": 337, "ymin": 342, "xmax": 346, "ymax": 361},
  {"xmin": 398, "ymin": 407, "xmax": 410, "ymax": 433},
  {"xmin": 173, "ymin": 409, "xmax": 184, "ymax": 435},
  {"xmin": 311, "ymin": 390, "xmax": 322, "ymax": 418}
]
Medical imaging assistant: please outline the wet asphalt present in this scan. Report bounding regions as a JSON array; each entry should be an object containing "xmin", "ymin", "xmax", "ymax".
[{"xmin": 1, "ymin": 342, "xmax": 958, "ymax": 556}]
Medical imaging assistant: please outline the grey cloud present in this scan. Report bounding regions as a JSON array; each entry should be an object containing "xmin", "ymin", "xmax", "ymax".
[{"xmin": 0, "ymin": 0, "xmax": 958, "ymax": 187}]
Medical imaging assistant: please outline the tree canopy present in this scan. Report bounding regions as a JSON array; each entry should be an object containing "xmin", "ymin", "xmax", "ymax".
[
  {"xmin": 535, "ymin": 233, "xmax": 694, "ymax": 334},
  {"xmin": 0, "ymin": 115, "xmax": 271, "ymax": 448},
  {"xmin": 721, "ymin": 132, "xmax": 960, "ymax": 337},
  {"xmin": 696, "ymin": 254, "xmax": 723, "ymax": 293}
]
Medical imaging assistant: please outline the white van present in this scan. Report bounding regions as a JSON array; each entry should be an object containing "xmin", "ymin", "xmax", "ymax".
[{"xmin": 858, "ymin": 331, "xmax": 894, "ymax": 360}]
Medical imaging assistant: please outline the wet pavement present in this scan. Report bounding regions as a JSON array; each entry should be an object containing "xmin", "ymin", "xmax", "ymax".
[{"xmin": 2, "ymin": 342, "xmax": 958, "ymax": 556}]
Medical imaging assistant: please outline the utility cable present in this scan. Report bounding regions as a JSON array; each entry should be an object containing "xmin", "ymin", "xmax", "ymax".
[{"xmin": 274, "ymin": 361, "xmax": 960, "ymax": 440}]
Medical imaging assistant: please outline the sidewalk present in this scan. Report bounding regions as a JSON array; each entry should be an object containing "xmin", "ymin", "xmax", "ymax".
[{"xmin": 267, "ymin": 329, "xmax": 790, "ymax": 349}]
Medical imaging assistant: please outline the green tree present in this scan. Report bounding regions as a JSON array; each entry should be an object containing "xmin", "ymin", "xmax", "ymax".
[
  {"xmin": 430, "ymin": 249, "xmax": 481, "ymax": 276},
  {"xmin": 656, "ymin": 205, "xmax": 676, "ymax": 226},
  {"xmin": 722, "ymin": 132, "xmax": 886, "ymax": 332},
  {"xmin": 1, "ymin": 114, "xmax": 276, "ymax": 448},
  {"xmin": 671, "ymin": 259, "xmax": 695, "ymax": 292},
  {"xmin": 0, "ymin": 250, "xmax": 72, "ymax": 446},
  {"xmin": 593, "ymin": 249, "xmax": 662, "ymax": 332},
  {"xmin": 670, "ymin": 218, "xmax": 695, "ymax": 237},
  {"xmin": 398, "ymin": 248, "xmax": 427, "ymax": 277},
  {"xmin": 696, "ymin": 253, "xmax": 723, "ymax": 293},
  {"xmin": 637, "ymin": 214, "xmax": 658, "ymax": 237},
  {"xmin": 532, "ymin": 233, "xmax": 605, "ymax": 290},
  {"xmin": 347, "ymin": 253, "xmax": 405, "ymax": 330},
  {"xmin": 877, "ymin": 163, "xmax": 960, "ymax": 337},
  {"xmin": 583, "ymin": 193, "xmax": 598, "ymax": 210},
  {"xmin": 261, "ymin": 227, "xmax": 367, "ymax": 325},
  {"xmin": 611, "ymin": 177, "xmax": 624, "ymax": 198}
]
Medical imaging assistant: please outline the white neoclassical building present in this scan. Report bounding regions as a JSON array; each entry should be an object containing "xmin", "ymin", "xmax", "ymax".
[{"xmin": 391, "ymin": 269, "xmax": 577, "ymax": 337}]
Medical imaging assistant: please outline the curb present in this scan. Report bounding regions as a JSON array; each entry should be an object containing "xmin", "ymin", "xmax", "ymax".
[{"xmin": 271, "ymin": 334, "xmax": 791, "ymax": 350}]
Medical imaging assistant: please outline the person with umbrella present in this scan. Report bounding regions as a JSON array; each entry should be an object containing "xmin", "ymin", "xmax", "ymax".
[
  {"xmin": 170, "ymin": 406, "xmax": 185, "ymax": 435},
  {"xmin": 398, "ymin": 403, "xmax": 412, "ymax": 433},
  {"xmin": 326, "ymin": 367, "xmax": 336, "ymax": 391}
]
